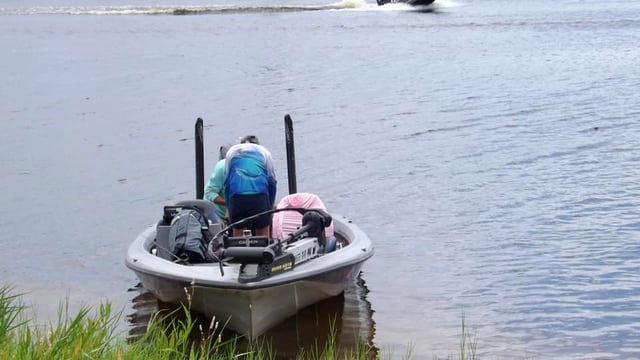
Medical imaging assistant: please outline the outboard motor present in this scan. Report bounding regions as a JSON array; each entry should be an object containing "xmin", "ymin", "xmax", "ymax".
[
  {"xmin": 154, "ymin": 199, "xmax": 222, "ymax": 262},
  {"xmin": 174, "ymin": 199, "xmax": 220, "ymax": 225}
]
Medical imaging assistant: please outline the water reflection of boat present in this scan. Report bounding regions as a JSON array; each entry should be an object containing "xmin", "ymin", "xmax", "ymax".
[
  {"xmin": 257, "ymin": 275, "xmax": 377, "ymax": 357},
  {"xmin": 127, "ymin": 275, "xmax": 377, "ymax": 357}
]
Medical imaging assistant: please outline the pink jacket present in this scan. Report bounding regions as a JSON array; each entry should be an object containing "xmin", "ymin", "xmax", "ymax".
[{"xmin": 271, "ymin": 193, "xmax": 335, "ymax": 241}]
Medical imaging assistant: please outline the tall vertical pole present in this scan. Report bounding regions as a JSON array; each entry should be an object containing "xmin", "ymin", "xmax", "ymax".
[
  {"xmin": 284, "ymin": 114, "xmax": 297, "ymax": 195},
  {"xmin": 195, "ymin": 118, "xmax": 204, "ymax": 199}
]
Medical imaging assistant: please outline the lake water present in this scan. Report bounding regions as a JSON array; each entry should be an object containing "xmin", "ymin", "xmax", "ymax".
[{"xmin": 1, "ymin": 0, "xmax": 640, "ymax": 358}]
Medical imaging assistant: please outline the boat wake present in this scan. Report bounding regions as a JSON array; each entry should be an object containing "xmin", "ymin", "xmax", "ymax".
[
  {"xmin": 0, "ymin": 0, "xmax": 460, "ymax": 15},
  {"xmin": 0, "ymin": 1, "xmax": 370, "ymax": 15}
]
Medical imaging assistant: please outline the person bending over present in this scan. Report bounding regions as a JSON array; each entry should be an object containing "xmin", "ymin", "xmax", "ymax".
[
  {"xmin": 224, "ymin": 135, "xmax": 277, "ymax": 238},
  {"xmin": 204, "ymin": 144, "xmax": 231, "ymax": 223}
]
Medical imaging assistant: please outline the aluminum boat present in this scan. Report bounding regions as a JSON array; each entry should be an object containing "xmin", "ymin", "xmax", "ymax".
[{"xmin": 125, "ymin": 115, "xmax": 374, "ymax": 339}]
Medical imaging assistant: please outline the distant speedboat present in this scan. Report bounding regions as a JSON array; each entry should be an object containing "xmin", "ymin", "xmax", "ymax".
[
  {"xmin": 125, "ymin": 116, "xmax": 374, "ymax": 339},
  {"xmin": 377, "ymin": 0, "xmax": 435, "ymax": 6}
]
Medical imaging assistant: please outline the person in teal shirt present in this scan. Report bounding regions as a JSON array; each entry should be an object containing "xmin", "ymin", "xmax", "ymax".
[{"xmin": 204, "ymin": 145, "xmax": 231, "ymax": 222}]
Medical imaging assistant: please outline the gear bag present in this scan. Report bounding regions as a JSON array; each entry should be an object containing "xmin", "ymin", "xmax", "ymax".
[{"xmin": 167, "ymin": 208, "xmax": 210, "ymax": 263}]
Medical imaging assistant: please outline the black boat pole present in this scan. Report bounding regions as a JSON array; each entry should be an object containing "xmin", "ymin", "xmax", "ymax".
[
  {"xmin": 195, "ymin": 117, "xmax": 205, "ymax": 199},
  {"xmin": 284, "ymin": 114, "xmax": 297, "ymax": 195}
]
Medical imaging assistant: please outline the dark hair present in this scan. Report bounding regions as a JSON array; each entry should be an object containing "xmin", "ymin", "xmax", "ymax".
[
  {"xmin": 219, "ymin": 144, "xmax": 231, "ymax": 160},
  {"xmin": 240, "ymin": 135, "xmax": 260, "ymax": 145}
]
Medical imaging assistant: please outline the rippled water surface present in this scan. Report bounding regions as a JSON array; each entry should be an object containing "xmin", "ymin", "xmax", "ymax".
[{"xmin": 1, "ymin": 0, "xmax": 640, "ymax": 358}]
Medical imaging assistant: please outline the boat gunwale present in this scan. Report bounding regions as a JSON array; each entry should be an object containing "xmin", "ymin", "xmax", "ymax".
[{"xmin": 125, "ymin": 214, "xmax": 374, "ymax": 291}]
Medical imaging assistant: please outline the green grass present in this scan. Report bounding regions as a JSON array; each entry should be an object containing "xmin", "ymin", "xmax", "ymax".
[{"xmin": 0, "ymin": 285, "xmax": 476, "ymax": 360}]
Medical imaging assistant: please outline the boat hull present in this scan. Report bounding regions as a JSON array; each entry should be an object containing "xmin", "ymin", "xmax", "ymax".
[
  {"xmin": 134, "ymin": 262, "xmax": 363, "ymax": 338},
  {"xmin": 126, "ymin": 215, "xmax": 373, "ymax": 339}
]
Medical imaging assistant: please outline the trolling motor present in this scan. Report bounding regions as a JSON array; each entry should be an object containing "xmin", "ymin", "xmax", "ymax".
[
  {"xmin": 211, "ymin": 208, "xmax": 332, "ymax": 283},
  {"xmin": 285, "ymin": 209, "xmax": 332, "ymax": 248}
]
